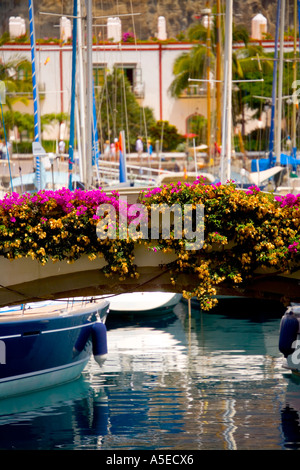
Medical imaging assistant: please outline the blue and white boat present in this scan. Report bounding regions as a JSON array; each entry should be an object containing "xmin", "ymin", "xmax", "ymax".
[{"xmin": 0, "ymin": 297, "xmax": 109, "ymax": 399}]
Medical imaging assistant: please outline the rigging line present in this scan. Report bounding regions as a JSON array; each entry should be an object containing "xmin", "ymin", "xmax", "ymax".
[
  {"xmin": 96, "ymin": 17, "xmax": 112, "ymax": 144},
  {"xmin": 97, "ymin": 67, "xmax": 111, "ymax": 143},
  {"xmin": 0, "ymin": 263, "xmax": 174, "ymax": 304},
  {"xmin": 95, "ymin": 83, "xmax": 104, "ymax": 154},
  {"xmin": 111, "ymin": 45, "xmax": 129, "ymax": 154},
  {"xmin": 120, "ymin": 66, "xmax": 130, "ymax": 155},
  {"xmin": 113, "ymin": 68, "xmax": 118, "ymax": 138},
  {"xmin": 93, "ymin": 13, "xmax": 141, "ymax": 19},
  {"xmin": 130, "ymin": 0, "xmax": 146, "ymax": 151},
  {"xmin": 112, "ymin": 36, "xmax": 130, "ymax": 151},
  {"xmin": 0, "ymin": 283, "xmax": 28, "ymax": 299},
  {"xmin": 104, "ymin": 74, "xmax": 111, "ymax": 143},
  {"xmin": 142, "ymin": 106, "xmax": 149, "ymax": 149},
  {"xmin": 188, "ymin": 78, "xmax": 264, "ymax": 83},
  {"xmin": 119, "ymin": 71, "xmax": 126, "ymax": 136},
  {"xmin": 129, "ymin": 0, "xmax": 138, "ymax": 50}
]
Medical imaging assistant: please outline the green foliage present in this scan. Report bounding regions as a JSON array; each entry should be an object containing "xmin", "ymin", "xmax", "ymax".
[
  {"xmin": 1, "ymin": 111, "xmax": 69, "ymax": 143},
  {"xmin": 148, "ymin": 120, "xmax": 185, "ymax": 151},
  {"xmin": 1, "ymin": 182, "xmax": 300, "ymax": 311},
  {"xmin": 169, "ymin": 45, "xmax": 208, "ymax": 98},
  {"xmin": 139, "ymin": 182, "xmax": 300, "ymax": 310},
  {"xmin": 0, "ymin": 55, "xmax": 33, "ymax": 110},
  {"xmin": 96, "ymin": 68, "xmax": 156, "ymax": 151},
  {"xmin": 232, "ymin": 24, "xmax": 249, "ymax": 45},
  {"xmin": 0, "ymin": 33, "xmax": 10, "ymax": 46}
]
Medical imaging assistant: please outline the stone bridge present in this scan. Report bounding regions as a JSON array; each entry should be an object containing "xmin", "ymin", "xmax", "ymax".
[
  {"xmin": 0, "ymin": 242, "xmax": 299, "ymax": 308},
  {"xmin": 0, "ymin": 186, "xmax": 300, "ymax": 308}
]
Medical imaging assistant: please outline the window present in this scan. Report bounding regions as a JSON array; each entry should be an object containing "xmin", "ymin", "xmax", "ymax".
[{"xmin": 115, "ymin": 63, "xmax": 144, "ymax": 98}]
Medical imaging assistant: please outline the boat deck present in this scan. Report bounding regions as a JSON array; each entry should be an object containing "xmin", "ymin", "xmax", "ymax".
[{"xmin": 0, "ymin": 298, "xmax": 109, "ymax": 322}]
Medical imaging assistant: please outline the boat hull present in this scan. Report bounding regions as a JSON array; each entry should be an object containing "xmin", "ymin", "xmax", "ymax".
[
  {"xmin": 0, "ymin": 300, "xmax": 109, "ymax": 398},
  {"xmin": 107, "ymin": 292, "xmax": 182, "ymax": 316}
]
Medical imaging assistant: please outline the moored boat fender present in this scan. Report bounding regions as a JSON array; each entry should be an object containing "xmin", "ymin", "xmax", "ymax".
[
  {"xmin": 73, "ymin": 325, "xmax": 92, "ymax": 357},
  {"xmin": 279, "ymin": 311, "xmax": 299, "ymax": 358},
  {"xmin": 92, "ymin": 321, "xmax": 108, "ymax": 366}
]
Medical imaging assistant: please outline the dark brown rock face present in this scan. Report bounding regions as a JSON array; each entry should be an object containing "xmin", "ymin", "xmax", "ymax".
[{"xmin": 0, "ymin": 1, "xmax": 281, "ymax": 41}]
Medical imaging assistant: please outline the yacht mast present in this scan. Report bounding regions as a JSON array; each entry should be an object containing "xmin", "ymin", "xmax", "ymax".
[
  {"xmin": 85, "ymin": 0, "xmax": 93, "ymax": 188},
  {"xmin": 216, "ymin": 0, "xmax": 222, "ymax": 147},
  {"xmin": 77, "ymin": 0, "xmax": 86, "ymax": 183},
  {"xmin": 28, "ymin": 0, "xmax": 41, "ymax": 190},
  {"xmin": 68, "ymin": 0, "xmax": 78, "ymax": 190},
  {"xmin": 292, "ymin": 0, "xmax": 297, "ymax": 158},
  {"xmin": 220, "ymin": 0, "xmax": 232, "ymax": 183},
  {"xmin": 275, "ymin": 0, "xmax": 285, "ymax": 164}
]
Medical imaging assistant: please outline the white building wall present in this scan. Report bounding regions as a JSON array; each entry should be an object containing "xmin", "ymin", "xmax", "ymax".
[
  {"xmin": 92, "ymin": 44, "xmax": 161, "ymax": 121},
  {"xmin": 40, "ymin": 47, "xmax": 71, "ymax": 116},
  {"xmin": 1, "ymin": 40, "xmax": 281, "ymax": 139}
]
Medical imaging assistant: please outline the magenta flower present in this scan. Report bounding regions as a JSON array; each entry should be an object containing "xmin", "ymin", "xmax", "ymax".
[
  {"xmin": 275, "ymin": 193, "xmax": 300, "ymax": 208},
  {"xmin": 288, "ymin": 241, "xmax": 299, "ymax": 253},
  {"xmin": 246, "ymin": 185, "xmax": 261, "ymax": 195}
]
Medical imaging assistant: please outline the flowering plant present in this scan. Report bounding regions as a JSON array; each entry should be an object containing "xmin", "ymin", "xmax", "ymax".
[
  {"xmin": 122, "ymin": 31, "xmax": 135, "ymax": 43},
  {"xmin": 0, "ymin": 188, "xmax": 138, "ymax": 281},
  {"xmin": 1, "ymin": 183, "xmax": 300, "ymax": 310},
  {"xmin": 139, "ymin": 182, "xmax": 300, "ymax": 310}
]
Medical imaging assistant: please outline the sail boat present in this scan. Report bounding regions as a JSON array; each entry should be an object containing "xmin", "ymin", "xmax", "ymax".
[
  {"xmin": 250, "ymin": 0, "xmax": 300, "ymax": 191},
  {"xmin": 0, "ymin": 0, "xmax": 110, "ymax": 400},
  {"xmin": 11, "ymin": 0, "xmax": 98, "ymax": 193},
  {"xmin": 274, "ymin": 0, "xmax": 300, "ymax": 194},
  {"xmin": 219, "ymin": 0, "xmax": 284, "ymax": 187},
  {"xmin": 185, "ymin": 0, "xmax": 282, "ymax": 188}
]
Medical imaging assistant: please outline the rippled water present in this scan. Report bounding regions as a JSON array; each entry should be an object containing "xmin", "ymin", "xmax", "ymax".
[{"xmin": 0, "ymin": 298, "xmax": 299, "ymax": 451}]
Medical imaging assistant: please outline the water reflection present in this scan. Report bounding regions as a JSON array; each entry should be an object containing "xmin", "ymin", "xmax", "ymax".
[
  {"xmin": 281, "ymin": 374, "xmax": 300, "ymax": 449},
  {"xmin": 0, "ymin": 298, "xmax": 299, "ymax": 450}
]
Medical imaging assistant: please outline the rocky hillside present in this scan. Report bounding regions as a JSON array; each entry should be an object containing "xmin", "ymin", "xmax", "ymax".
[{"xmin": 0, "ymin": 0, "xmax": 291, "ymax": 41}]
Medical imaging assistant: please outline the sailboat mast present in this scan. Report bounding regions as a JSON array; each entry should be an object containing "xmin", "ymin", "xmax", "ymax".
[
  {"xmin": 268, "ymin": 0, "xmax": 281, "ymax": 165},
  {"xmin": 68, "ymin": 0, "xmax": 78, "ymax": 190},
  {"xmin": 206, "ymin": 2, "xmax": 211, "ymax": 163},
  {"xmin": 216, "ymin": 0, "xmax": 222, "ymax": 147},
  {"xmin": 28, "ymin": 0, "xmax": 41, "ymax": 190},
  {"xmin": 85, "ymin": 0, "xmax": 93, "ymax": 189},
  {"xmin": 292, "ymin": 0, "xmax": 297, "ymax": 157},
  {"xmin": 220, "ymin": 0, "xmax": 232, "ymax": 183},
  {"xmin": 275, "ymin": 0, "xmax": 285, "ymax": 164},
  {"xmin": 77, "ymin": 0, "xmax": 86, "ymax": 183}
]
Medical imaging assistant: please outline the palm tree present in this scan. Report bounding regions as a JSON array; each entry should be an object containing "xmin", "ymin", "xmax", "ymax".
[
  {"xmin": 168, "ymin": 44, "xmax": 209, "ymax": 98},
  {"xmin": 232, "ymin": 45, "xmax": 273, "ymax": 135},
  {"xmin": 169, "ymin": 14, "xmax": 251, "ymax": 99},
  {"xmin": 169, "ymin": 15, "xmax": 273, "ymax": 151},
  {"xmin": 0, "ymin": 55, "xmax": 33, "ymax": 110}
]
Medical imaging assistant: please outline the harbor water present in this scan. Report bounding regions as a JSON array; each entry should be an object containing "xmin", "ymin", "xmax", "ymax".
[{"xmin": 0, "ymin": 298, "xmax": 299, "ymax": 451}]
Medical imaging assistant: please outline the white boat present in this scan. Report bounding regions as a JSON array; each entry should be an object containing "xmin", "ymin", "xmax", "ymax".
[
  {"xmin": 0, "ymin": 297, "xmax": 109, "ymax": 399},
  {"xmin": 107, "ymin": 292, "xmax": 182, "ymax": 317}
]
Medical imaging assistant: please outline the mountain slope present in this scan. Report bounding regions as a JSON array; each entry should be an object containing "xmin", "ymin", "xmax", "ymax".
[{"xmin": 0, "ymin": 0, "xmax": 281, "ymax": 41}]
